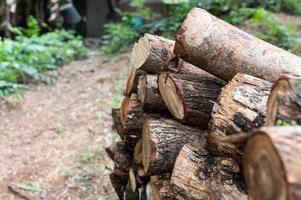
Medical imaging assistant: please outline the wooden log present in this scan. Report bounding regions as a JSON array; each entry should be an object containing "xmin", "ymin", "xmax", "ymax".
[
  {"xmin": 132, "ymin": 33, "xmax": 175, "ymax": 74},
  {"xmin": 142, "ymin": 116, "xmax": 206, "ymax": 175},
  {"xmin": 129, "ymin": 164, "xmax": 150, "ymax": 192},
  {"xmin": 110, "ymin": 172, "xmax": 128, "ymax": 199},
  {"xmin": 158, "ymin": 70, "xmax": 225, "ymax": 127},
  {"xmin": 243, "ymin": 126, "xmax": 301, "ymax": 200},
  {"xmin": 111, "ymin": 108, "xmax": 123, "ymax": 139},
  {"xmin": 174, "ymin": 8, "xmax": 301, "ymax": 81},
  {"xmin": 137, "ymin": 74, "xmax": 167, "ymax": 111},
  {"xmin": 112, "ymin": 142, "xmax": 132, "ymax": 177},
  {"xmin": 124, "ymin": 67, "xmax": 147, "ymax": 97},
  {"xmin": 171, "ymin": 144, "xmax": 247, "ymax": 200},
  {"xmin": 208, "ymin": 73, "xmax": 272, "ymax": 157},
  {"xmin": 120, "ymin": 94, "xmax": 144, "ymax": 149},
  {"xmin": 133, "ymin": 139, "xmax": 143, "ymax": 164},
  {"xmin": 150, "ymin": 174, "xmax": 174, "ymax": 200},
  {"xmin": 266, "ymin": 77, "xmax": 301, "ymax": 126}
]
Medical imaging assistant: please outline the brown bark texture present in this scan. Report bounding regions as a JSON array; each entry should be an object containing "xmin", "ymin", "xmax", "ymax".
[
  {"xmin": 150, "ymin": 174, "xmax": 174, "ymax": 200},
  {"xmin": 243, "ymin": 126, "xmax": 301, "ymax": 200},
  {"xmin": 137, "ymin": 74, "xmax": 167, "ymax": 111},
  {"xmin": 266, "ymin": 77, "xmax": 301, "ymax": 126},
  {"xmin": 208, "ymin": 73, "xmax": 272, "ymax": 157},
  {"xmin": 120, "ymin": 94, "xmax": 144, "ymax": 150},
  {"xmin": 110, "ymin": 172, "xmax": 128, "ymax": 199},
  {"xmin": 112, "ymin": 108, "xmax": 123, "ymax": 139},
  {"xmin": 158, "ymin": 70, "xmax": 224, "ymax": 127},
  {"xmin": 142, "ymin": 116, "xmax": 206, "ymax": 175},
  {"xmin": 174, "ymin": 8, "xmax": 301, "ymax": 81},
  {"xmin": 124, "ymin": 67, "xmax": 146, "ymax": 97},
  {"xmin": 132, "ymin": 33, "xmax": 175, "ymax": 74},
  {"xmin": 171, "ymin": 144, "xmax": 247, "ymax": 200}
]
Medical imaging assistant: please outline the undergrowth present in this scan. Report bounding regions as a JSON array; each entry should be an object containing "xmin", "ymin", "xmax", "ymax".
[
  {"xmin": 0, "ymin": 17, "xmax": 86, "ymax": 96},
  {"xmin": 102, "ymin": 0, "xmax": 301, "ymax": 54}
]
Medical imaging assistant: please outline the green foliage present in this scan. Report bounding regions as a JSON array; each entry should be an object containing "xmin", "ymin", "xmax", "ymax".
[
  {"xmin": 276, "ymin": 119, "xmax": 298, "ymax": 126},
  {"xmin": 18, "ymin": 182, "xmax": 42, "ymax": 193},
  {"xmin": 13, "ymin": 16, "xmax": 40, "ymax": 37},
  {"xmin": 280, "ymin": 0, "xmax": 301, "ymax": 15},
  {"xmin": 251, "ymin": 8, "xmax": 300, "ymax": 51},
  {"xmin": 0, "ymin": 29, "xmax": 86, "ymax": 96},
  {"xmin": 101, "ymin": 23, "xmax": 138, "ymax": 54}
]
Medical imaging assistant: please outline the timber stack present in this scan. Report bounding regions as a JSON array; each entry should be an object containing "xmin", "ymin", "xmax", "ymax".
[{"xmin": 107, "ymin": 7, "xmax": 301, "ymax": 200}]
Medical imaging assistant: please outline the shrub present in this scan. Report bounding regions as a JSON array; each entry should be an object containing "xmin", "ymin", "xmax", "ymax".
[{"xmin": 0, "ymin": 18, "xmax": 87, "ymax": 96}]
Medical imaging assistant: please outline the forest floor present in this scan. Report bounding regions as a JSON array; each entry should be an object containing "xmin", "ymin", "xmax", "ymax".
[{"xmin": 0, "ymin": 50, "xmax": 129, "ymax": 200}]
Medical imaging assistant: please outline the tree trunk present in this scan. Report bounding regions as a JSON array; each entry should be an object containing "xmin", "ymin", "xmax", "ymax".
[
  {"xmin": 137, "ymin": 74, "xmax": 167, "ymax": 111},
  {"xmin": 132, "ymin": 33, "xmax": 175, "ymax": 74},
  {"xmin": 112, "ymin": 108, "xmax": 123, "ymax": 139},
  {"xmin": 243, "ymin": 126, "xmax": 301, "ymax": 200},
  {"xmin": 142, "ymin": 117, "xmax": 206, "ymax": 175},
  {"xmin": 150, "ymin": 174, "xmax": 174, "ymax": 200},
  {"xmin": 158, "ymin": 71, "xmax": 225, "ymax": 127},
  {"xmin": 208, "ymin": 73, "xmax": 272, "ymax": 157},
  {"xmin": 174, "ymin": 8, "xmax": 301, "ymax": 81},
  {"xmin": 124, "ymin": 67, "xmax": 146, "ymax": 97},
  {"xmin": 171, "ymin": 144, "xmax": 247, "ymax": 200},
  {"xmin": 266, "ymin": 77, "xmax": 301, "ymax": 126}
]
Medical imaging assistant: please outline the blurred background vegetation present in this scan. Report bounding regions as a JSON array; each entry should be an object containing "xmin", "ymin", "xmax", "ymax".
[
  {"xmin": 1, "ymin": 0, "xmax": 301, "ymax": 96},
  {"xmin": 101, "ymin": 0, "xmax": 301, "ymax": 54}
]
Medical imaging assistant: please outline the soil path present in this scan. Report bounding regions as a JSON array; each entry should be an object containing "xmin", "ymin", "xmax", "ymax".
[{"xmin": 0, "ymin": 51, "xmax": 129, "ymax": 200}]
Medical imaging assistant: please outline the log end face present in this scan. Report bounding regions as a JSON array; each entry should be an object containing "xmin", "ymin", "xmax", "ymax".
[
  {"xmin": 132, "ymin": 36, "xmax": 151, "ymax": 70},
  {"xmin": 158, "ymin": 73, "xmax": 185, "ymax": 120},
  {"xmin": 243, "ymin": 132, "xmax": 287, "ymax": 200}
]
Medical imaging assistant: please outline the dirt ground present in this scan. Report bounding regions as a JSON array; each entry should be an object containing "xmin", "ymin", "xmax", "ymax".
[{"xmin": 0, "ymin": 51, "xmax": 129, "ymax": 200}]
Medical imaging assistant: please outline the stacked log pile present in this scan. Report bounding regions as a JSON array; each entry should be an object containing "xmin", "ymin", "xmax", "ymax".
[{"xmin": 107, "ymin": 7, "xmax": 301, "ymax": 200}]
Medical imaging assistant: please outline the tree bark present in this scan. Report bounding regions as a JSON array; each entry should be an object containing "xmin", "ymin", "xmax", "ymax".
[
  {"xmin": 171, "ymin": 144, "xmax": 247, "ymax": 200},
  {"xmin": 110, "ymin": 172, "xmax": 128, "ymax": 200},
  {"xmin": 124, "ymin": 67, "xmax": 146, "ymax": 97},
  {"xmin": 208, "ymin": 73, "xmax": 272, "ymax": 157},
  {"xmin": 112, "ymin": 108, "xmax": 123, "ymax": 139},
  {"xmin": 142, "ymin": 116, "xmax": 206, "ymax": 175},
  {"xmin": 174, "ymin": 8, "xmax": 301, "ymax": 82},
  {"xmin": 120, "ymin": 94, "xmax": 144, "ymax": 150},
  {"xmin": 132, "ymin": 33, "xmax": 175, "ymax": 74},
  {"xmin": 150, "ymin": 174, "xmax": 174, "ymax": 200},
  {"xmin": 137, "ymin": 74, "xmax": 167, "ymax": 111},
  {"xmin": 266, "ymin": 77, "xmax": 301, "ymax": 126},
  {"xmin": 243, "ymin": 126, "xmax": 301, "ymax": 200},
  {"xmin": 109, "ymin": 142, "xmax": 132, "ymax": 177},
  {"xmin": 158, "ymin": 71, "xmax": 225, "ymax": 127}
]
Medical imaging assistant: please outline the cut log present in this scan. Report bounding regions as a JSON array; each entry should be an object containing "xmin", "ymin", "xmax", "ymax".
[
  {"xmin": 120, "ymin": 94, "xmax": 144, "ymax": 149},
  {"xmin": 158, "ymin": 70, "xmax": 225, "ymax": 127},
  {"xmin": 124, "ymin": 67, "xmax": 147, "ymax": 97},
  {"xmin": 132, "ymin": 33, "xmax": 175, "ymax": 74},
  {"xmin": 137, "ymin": 74, "xmax": 167, "ymax": 111},
  {"xmin": 129, "ymin": 164, "xmax": 150, "ymax": 192},
  {"xmin": 133, "ymin": 139, "xmax": 143, "ymax": 164},
  {"xmin": 111, "ymin": 108, "xmax": 123, "ymax": 139},
  {"xmin": 243, "ymin": 126, "xmax": 301, "ymax": 200},
  {"xmin": 266, "ymin": 77, "xmax": 301, "ymax": 126},
  {"xmin": 150, "ymin": 174, "xmax": 174, "ymax": 200},
  {"xmin": 142, "ymin": 117, "xmax": 206, "ymax": 175},
  {"xmin": 208, "ymin": 73, "xmax": 272, "ymax": 157},
  {"xmin": 112, "ymin": 142, "xmax": 132, "ymax": 177},
  {"xmin": 174, "ymin": 8, "xmax": 301, "ymax": 81},
  {"xmin": 171, "ymin": 144, "xmax": 247, "ymax": 200},
  {"xmin": 110, "ymin": 172, "xmax": 128, "ymax": 199}
]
